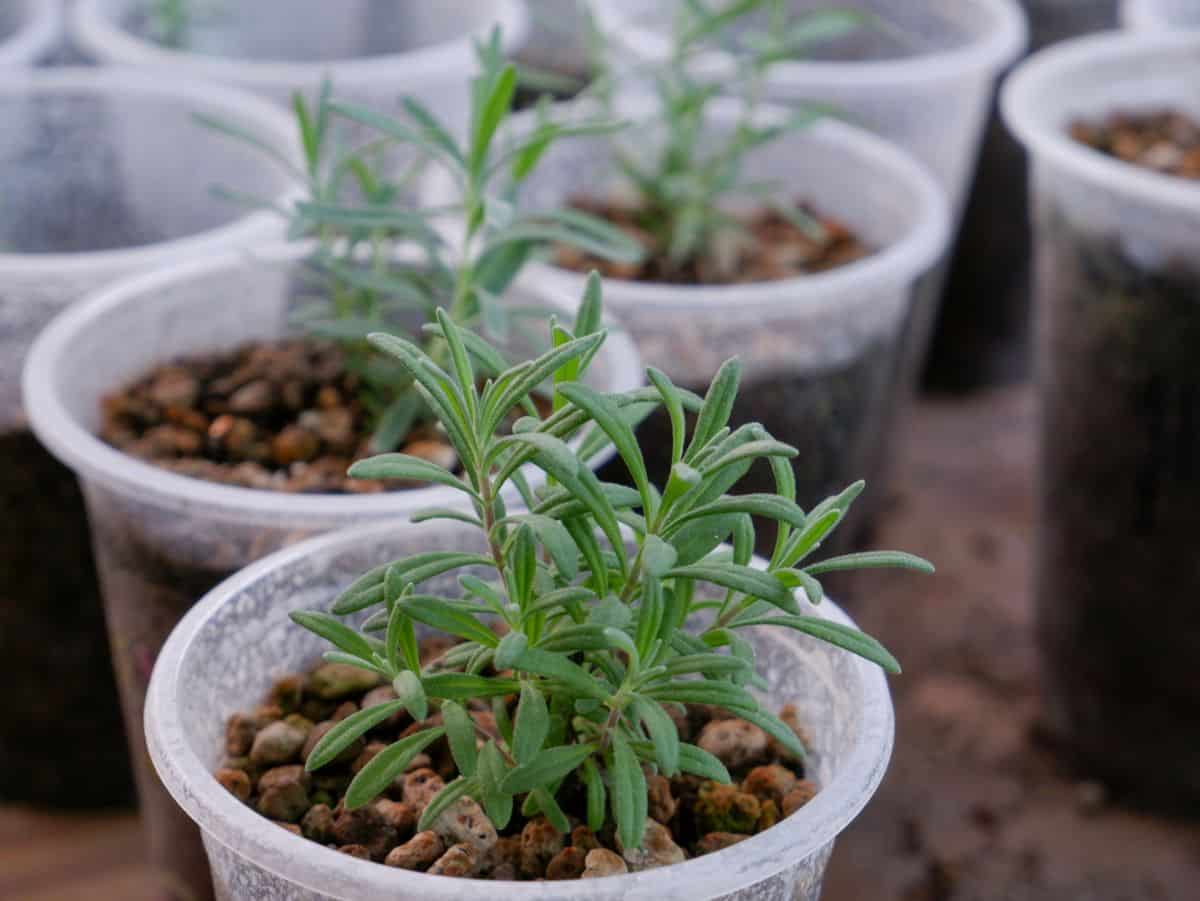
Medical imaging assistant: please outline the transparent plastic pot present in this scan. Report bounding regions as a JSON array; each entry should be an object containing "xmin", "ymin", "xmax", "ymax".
[
  {"xmin": 23, "ymin": 242, "xmax": 639, "ymax": 899},
  {"xmin": 71, "ymin": 0, "xmax": 529, "ymax": 136},
  {"xmin": 1121, "ymin": 0, "xmax": 1200, "ymax": 28},
  {"xmin": 145, "ymin": 518, "xmax": 895, "ymax": 900},
  {"xmin": 0, "ymin": 68, "xmax": 297, "ymax": 811},
  {"xmin": 515, "ymin": 96, "xmax": 949, "ymax": 537},
  {"xmin": 1003, "ymin": 31, "xmax": 1200, "ymax": 809},
  {"xmin": 0, "ymin": 0, "xmax": 62, "ymax": 65}
]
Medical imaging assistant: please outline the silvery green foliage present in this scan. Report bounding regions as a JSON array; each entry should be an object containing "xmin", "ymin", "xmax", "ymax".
[
  {"xmin": 582, "ymin": 0, "xmax": 864, "ymax": 276},
  {"xmin": 292, "ymin": 281, "xmax": 931, "ymax": 850},
  {"xmin": 203, "ymin": 27, "xmax": 641, "ymax": 450}
]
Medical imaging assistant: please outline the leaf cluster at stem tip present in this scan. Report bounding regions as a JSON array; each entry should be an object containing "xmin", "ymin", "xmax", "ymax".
[
  {"xmin": 292, "ymin": 280, "xmax": 933, "ymax": 850},
  {"xmin": 200, "ymin": 24, "xmax": 643, "ymax": 452}
]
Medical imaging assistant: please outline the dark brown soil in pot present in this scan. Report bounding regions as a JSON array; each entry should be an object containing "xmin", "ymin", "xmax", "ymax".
[
  {"xmin": 1069, "ymin": 109, "xmax": 1200, "ymax": 179},
  {"xmin": 100, "ymin": 338, "xmax": 458, "ymax": 494},
  {"xmin": 0, "ymin": 429, "xmax": 133, "ymax": 808},
  {"xmin": 1035, "ymin": 210, "xmax": 1200, "ymax": 811},
  {"xmin": 555, "ymin": 198, "xmax": 869, "ymax": 286},
  {"xmin": 215, "ymin": 644, "xmax": 818, "ymax": 880}
]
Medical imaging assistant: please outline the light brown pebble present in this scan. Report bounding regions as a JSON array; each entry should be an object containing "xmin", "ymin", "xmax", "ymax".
[
  {"xmin": 697, "ymin": 719, "xmax": 769, "ymax": 771},
  {"xmin": 269, "ymin": 675, "xmax": 305, "ymax": 713},
  {"xmin": 581, "ymin": 847, "xmax": 629, "ymax": 878},
  {"xmin": 434, "ymin": 797, "xmax": 498, "ymax": 854},
  {"xmin": 520, "ymin": 815, "xmax": 565, "ymax": 877},
  {"xmin": 385, "ymin": 830, "xmax": 445, "ymax": 870},
  {"xmin": 570, "ymin": 825, "xmax": 601, "ymax": 851},
  {"xmin": 696, "ymin": 832, "xmax": 749, "ymax": 854},
  {"xmin": 215, "ymin": 767, "xmax": 251, "ymax": 802},
  {"xmin": 256, "ymin": 765, "xmax": 311, "ymax": 822},
  {"xmin": 781, "ymin": 780, "xmax": 819, "ymax": 817},
  {"xmin": 273, "ymin": 821, "xmax": 302, "ymax": 836},
  {"xmin": 647, "ymin": 773, "xmax": 677, "ymax": 823},
  {"xmin": 307, "ymin": 663, "xmax": 381, "ymax": 700},
  {"xmin": 300, "ymin": 804, "xmax": 335, "ymax": 843},
  {"xmin": 402, "ymin": 768, "xmax": 445, "ymax": 811},
  {"xmin": 225, "ymin": 712, "xmax": 258, "ymax": 757},
  {"xmin": 546, "ymin": 845, "xmax": 588, "ymax": 880},
  {"xmin": 694, "ymin": 782, "xmax": 761, "ymax": 835},
  {"xmin": 428, "ymin": 842, "xmax": 480, "ymax": 877},
  {"xmin": 250, "ymin": 720, "xmax": 307, "ymax": 766},
  {"xmin": 373, "ymin": 799, "xmax": 417, "ymax": 834},
  {"xmin": 403, "ymin": 438, "xmax": 458, "ymax": 472},
  {"xmin": 338, "ymin": 844, "xmax": 372, "ymax": 859},
  {"xmin": 618, "ymin": 818, "xmax": 686, "ymax": 871},
  {"xmin": 742, "ymin": 764, "xmax": 798, "ymax": 806}
]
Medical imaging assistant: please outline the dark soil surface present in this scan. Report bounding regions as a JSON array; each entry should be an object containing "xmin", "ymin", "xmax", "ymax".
[
  {"xmin": 100, "ymin": 338, "xmax": 456, "ymax": 494},
  {"xmin": 1070, "ymin": 110, "xmax": 1200, "ymax": 179},
  {"xmin": 822, "ymin": 388, "xmax": 1200, "ymax": 901},
  {"xmin": 0, "ymin": 429, "xmax": 133, "ymax": 808},
  {"xmin": 556, "ymin": 199, "xmax": 870, "ymax": 285},
  {"xmin": 216, "ymin": 645, "xmax": 815, "ymax": 881}
]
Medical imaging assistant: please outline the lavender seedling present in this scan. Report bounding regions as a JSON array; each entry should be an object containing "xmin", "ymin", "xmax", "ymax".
[
  {"xmin": 201, "ymin": 27, "xmax": 641, "ymax": 451},
  {"xmin": 291, "ymin": 283, "xmax": 931, "ymax": 850}
]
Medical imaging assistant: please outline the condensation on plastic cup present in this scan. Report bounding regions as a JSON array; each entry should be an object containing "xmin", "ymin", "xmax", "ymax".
[
  {"xmin": 22, "ymin": 240, "xmax": 640, "ymax": 897},
  {"xmin": 0, "ymin": 0, "xmax": 62, "ymax": 65},
  {"xmin": 70, "ymin": 0, "xmax": 530, "ymax": 133},
  {"xmin": 1121, "ymin": 0, "xmax": 1200, "ymax": 29},
  {"xmin": 146, "ymin": 518, "xmax": 894, "ymax": 901}
]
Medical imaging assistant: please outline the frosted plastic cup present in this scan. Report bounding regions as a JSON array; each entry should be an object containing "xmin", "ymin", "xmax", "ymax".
[
  {"xmin": 1122, "ymin": 0, "xmax": 1200, "ymax": 28},
  {"xmin": 146, "ymin": 518, "xmax": 894, "ymax": 900},
  {"xmin": 71, "ymin": 0, "xmax": 529, "ymax": 136},
  {"xmin": 512, "ymin": 96, "xmax": 948, "ymax": 540},
  {"xmin": 1003, "ymin": 30, "xmax": 1200, "ymax": 809},
  {"xmin": 0, "ymin": 67, "xmax": 297, "ymax": 811},
  {"xmin": 23, "ymin": 242, "xmax": 639, "ymax": 899},
  {"xmin": 0, "ymin": 0, "xmax": 62, "ymax": 64}
]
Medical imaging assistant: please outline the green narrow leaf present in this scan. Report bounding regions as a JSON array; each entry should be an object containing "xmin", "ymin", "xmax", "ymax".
[
  {"xmin": 805, "ymin": 551, "xmax": 935, "ymax": 576},
  {"xmin": 402, "ymin": 595, "xmax": 500, "ymax": 648},
  {"xmin": 476, "ymin": 741, "xmax": 514, "ymax": 829},
  {"xmin": 512, "ymin": 683, "xmax": 550, "ymax": 764},
  {"xmin": 441, "ymin": 701, "xmax": 479, "ymax": 778},
  {"xmin": 494, "ymin": 631, "xmax": 529, "ymax": 670},
  {"xmin": 666, "ymin": 563, "xmax": 800, "ymax": 616},
  {"xmin": 469, "ymin": 63, "xmax": 518, "ymax": 178},
  {"xmin": 580, "ymin": 756, "xmax": 607, "ymax": 832},
  {"xmin": 648, "ymin": 367, "xmax": 686, "ymax": 466},
  {"xmin": 632, "ymin": 697, "xmax": 679, "ymax": 777},
  {"xmin": 392, "ymin": 670, "xmax": 428, "ymax": 721},
  {"xmin": 685, "ymin": 357, "xmax": 742, "ymax": 463},
  {"xmin": 512, "ymin": 647, "xmax": 610, "ymax": 700},
  {"xmin": 738, "ymin": 614, "xmax": 902, "ymax": 674},
  {"xmin": 500, "ymin": 742, "xmax": 597, "ymax": 794},
  {"xmin": 510, "ymin": 524, "xmax": 537, "ymax": 609},
  {"xmin": 289, "ymin": 611, "xmax": 376, "ymax": 663},
  {"xmin": 345, "ymin": 727, "xmax": 446, "ymax": 809},
  {"xmin": 557, "ymin": 382, "xmax": 652, "ymax": 511},
  {"xmin": 422, "ymin": 673, "xmax": 522, "ymax": 699},
  {"xmin": 347, "ymin": 453, "xmax": 477, "ymax": 497},
  {"xmin": 609, "ymin": 732, "xmax": 647, "ymax": 850},
  {"xmin": 305, "ymin": 699, "xmax": 408, "ymax": 772},
  {"xmin": 417, "ymin": 776, "xmax": 475, "ymax": 832},
  {"xmin": 678, "ymin": 742, "xmax": 732, "ymax": 784}
]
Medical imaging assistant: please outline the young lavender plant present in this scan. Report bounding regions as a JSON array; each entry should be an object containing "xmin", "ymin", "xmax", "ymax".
[
  {"xmin": 201, "ymin": 27, "xmax": 642, "ymax": 451},
  {"xmin": 291, "ymin": 281, "xmax": 932, "ymax": 851},
  {"xmin": 580, "ymin": 0, "xmax": 864, "ymax": 279}
]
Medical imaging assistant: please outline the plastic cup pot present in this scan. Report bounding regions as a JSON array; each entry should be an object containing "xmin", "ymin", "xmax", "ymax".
[
  {"xmin": 1003, "ymin": 30, "xmax": 1200, "ymax": 810},
  {"xmin": 70, "ymin": 0, "xmax": 529, "ymax": 138},
  {"xmin": 514, "ymin": 96, "xmax": 949, "ymax": 546},
  {"xmin": 1122, "ymin": 0, "xmax": 1200, "ymax": 28},
  {"xmin": 0, "ymin": 68, "xmax": 297, "ymax": 811},
  {"xmin": 23, "ymin": 240, "xmax": 639, "ymax": 899},
  {"xmin": 145, "ymin": 517, "xmax": 895, "ymax": 900},
  {"xmin": 0, "ymin": 0, "xmax": 63, "ymax": 65}
]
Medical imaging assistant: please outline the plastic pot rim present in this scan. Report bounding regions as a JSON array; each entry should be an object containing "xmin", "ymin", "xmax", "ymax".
[
  {"xmin": 22, "ymin": 240, "xmax": 643, "ymax": 526},
  {"xmin": 0, "ymin": 67, "xmax": 301, "ymax": 277},
  {"xmin": 1001, "ymin": 30, "xmax": 1200, "ymax": 215},
  {"xmin": 0, "ymin": 0, "xmax": 62, "ymax": 66},
  {"xmin": 70, "ymin": 0, "xmax": 530, "ymax": 90},
  {"xmin": 597, "ymin": 0, "xmax": 1027, "ymax": 88},
  {"xmin": 522, "ymin": 95, "xmax": 951, "ymax": 312},
  {"xmin": 145, "ymin": 519, "xmax": 895, "ymax": 901}
]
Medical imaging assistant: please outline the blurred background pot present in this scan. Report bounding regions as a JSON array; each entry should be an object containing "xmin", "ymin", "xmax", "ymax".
[
  {"xmin": 70, "ymin": 0, "xmax": 529, "ymax": 135},
  {"xmin": 1004, "ymin": 30, "xmax": 1200, "ymax": 811},
  {"xmin": 0, "ymin": 0, "xmax": 63, "ymax": 65},
  {"xmin": 926, "ymin": 0, "xmax": 1120, "ymax": 393},
  {"xmin": 23, "ymin": 242, "xmax": 639, "ymax": 899},
  {"xmin": 1121, "ymin": 0, "xmax": 1200, "ymax": 28},
  {"xmin": 517, "ymin": 97, "xmax": 948, "ymax": 546},
  {"xmin": 0, "ymin": 68, "xmax": 296, "ymax": 811},
  {"xmin": 145, "ymin": 518, "xmax": 894, "ymax": 900}
]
